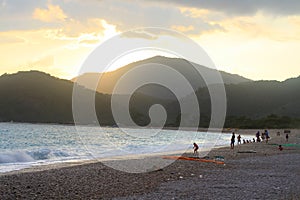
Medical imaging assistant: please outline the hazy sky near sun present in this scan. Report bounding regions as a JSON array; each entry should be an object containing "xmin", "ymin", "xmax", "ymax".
[{"xmin": 1, "ymin": 0, "xmax": 300, "ymax": 81}]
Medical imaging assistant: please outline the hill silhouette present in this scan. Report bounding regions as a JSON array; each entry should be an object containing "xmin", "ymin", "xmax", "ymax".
[
  {"xmin": 0, "ymin": 67, "xmax": 299, "ymax": 128},
  {"xmin": 72, "ymin": 56, "xmax": 251, "ymax": 99},
  {"xmin": 177, "ymin": 77, "xmax": 300, "ymax": 128},
  {"xmin": 0, "ymin": 71, "xmax": 74, "ymax": 123},
  {"xmin": 0, "ymin": 71, "xmax": 113, "ymax": 124}
]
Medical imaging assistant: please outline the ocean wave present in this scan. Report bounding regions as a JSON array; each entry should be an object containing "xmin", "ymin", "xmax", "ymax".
[{"xmin": 0, "ymin": 149, "xmax": 73, "ymax": 164}]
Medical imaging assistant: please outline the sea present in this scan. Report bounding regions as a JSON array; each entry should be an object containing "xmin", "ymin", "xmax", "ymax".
[{"xmin": 0, "ymin": 123, "xmax": 253, "ymax": 173}]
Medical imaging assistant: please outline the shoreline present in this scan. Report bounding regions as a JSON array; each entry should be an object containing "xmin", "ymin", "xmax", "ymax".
[
  {"xmin": 1, "ymin": 121, "xmax": 297, "ymax": 133},
  {"xmin": 0, "ymin": 145, "xmax": 228, "ymax": 176},
  {"xmin": 0, "ymin": 129, "xmax": 299, "ymax": 199},
  {"xmin": 0, "ymin": 130, "xmax": 256, "ymax": 175}
]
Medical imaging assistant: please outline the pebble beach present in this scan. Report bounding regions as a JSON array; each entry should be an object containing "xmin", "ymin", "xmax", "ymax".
[{"xmin": 0, "ymin": 129, "xmax": 299, "ymax": 200}]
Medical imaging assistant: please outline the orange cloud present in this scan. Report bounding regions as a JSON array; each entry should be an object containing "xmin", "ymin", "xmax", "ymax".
[
  {"xmin": 33, "ymin": 4, "xmax": 67, "ymax": 22},
  {"xmin": 179, "ymin": 7, "xmax": 211, "ymax": 19},
  {"xmin": 43, "ymin": 18, "xmax": 117, "ymax": 41},
  {"xmin": 0, "ymin": 17, "xmax": 118, "ymax": 79}
]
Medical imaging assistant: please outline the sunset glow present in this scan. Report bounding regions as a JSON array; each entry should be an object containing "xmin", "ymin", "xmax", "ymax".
[{"xmin": 1, "ymin": 0, "xmax": 300, "ymax": 80}]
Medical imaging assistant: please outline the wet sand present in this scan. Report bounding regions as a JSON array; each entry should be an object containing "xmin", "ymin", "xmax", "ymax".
[{"xmin": 0, "ymin": 129, "xmax": 299, "ymax": 199}]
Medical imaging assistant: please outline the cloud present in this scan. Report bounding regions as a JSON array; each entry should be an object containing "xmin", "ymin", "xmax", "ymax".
[
  {"xmin": 179, "ymin": 7, "xmax": 212, "ymax": 19},
  {"xmin": 210, "ymin": 13, "xmax": 300, "ymax": 41},
  {"xmin": 171, "ymin": 25, "xmax": 194, "ymax": 33},
  {"xmin": 43, "ymin": 18, "xmax": 115, "ymax": 43},
  {"xmin": 33, "ymin": 4, "xmax": 67, "ymax": 22},
  {"xmin": 1, "ymin": 0, "xmax": 6, "ymax": 8},
  {"xmin": 120, "ymin": 28, "xmax": 202, "ymax": 40},
  {"xmin": 79, "ymin": 39, "xmax": 100, "ymax": 45},
  {"xmin": 121, "ymin": 30, "xmax": 159, "ymax": 40},
  {"xmin": 151, "ymin": 0, "xmax": 300, "ymax": 16},
  {"xmin": 1, "ymin": 0, "xmax": 223, "ymax": 36},
  {"xmin": 0, "ymin": 0, "xmax": 300, "ymax": 81},
  {"xmin": 0, "ymin": 0, "xmax": 47, "ymax": 31},
  {"xmin": 52, "ymin": 0, "xmax": 224, "ymax": 35}
]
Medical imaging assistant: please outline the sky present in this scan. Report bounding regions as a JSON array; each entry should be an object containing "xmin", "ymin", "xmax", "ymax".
[{"xmin": 1, "ymin": 0, "xmax": 300, "ymax": 81}]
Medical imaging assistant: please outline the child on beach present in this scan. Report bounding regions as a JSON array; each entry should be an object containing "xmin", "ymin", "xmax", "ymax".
[{"xmin": 193, "ymin": 143, "xmax": 199, "ymax": 155}]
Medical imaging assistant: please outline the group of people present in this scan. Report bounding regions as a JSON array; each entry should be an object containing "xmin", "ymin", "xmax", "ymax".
[
  {"xmin": 255, "ymin": 130, "xmax": 270, "ymax": 143},
  {"xmin": 229, "ymin": 130, "xmax": 290, "ymax": 150},
  {"xmin": 230, "ymin": 132, "xmax": 247, "ymax": 149},
  {"xmin": 193, "ymin": 130, "xmax": 290, "ymax": 153},
  {"xmin": 230, "ymin": 129, "xmax": 271, "ymax": 149}
]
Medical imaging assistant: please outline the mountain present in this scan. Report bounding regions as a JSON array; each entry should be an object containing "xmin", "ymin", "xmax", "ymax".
[
  {"xmin": 0, "ymin": 71, "xmax": 113, "ymax": 124},
  {"xmin": 0, "ymin": 71, "xmax": 173, "ymax": 126},
  {"xmin": 0, "ymin": 69, "xmax": 299, "ymax": 128},
  {"xmin": 172, "ymin": 76, "xmax": 300, "ymax": 128},
  {"xmin": 0, "ymin": 71, "xmax": 74, "ymax": 123},
  {"xmin": 225, "ymin": 77, "xmax": 300, "ymax": 118},
  {"xmin": 72, "ymin": 56, "xmax": 251, "ymax": 99}
]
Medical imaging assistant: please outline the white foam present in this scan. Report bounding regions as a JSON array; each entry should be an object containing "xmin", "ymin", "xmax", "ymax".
[{"xmin": 0, "ymin": 151, "xmax": 35, "ymax": 164}]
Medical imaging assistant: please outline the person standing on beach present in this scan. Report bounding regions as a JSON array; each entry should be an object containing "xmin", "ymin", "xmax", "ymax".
[
  {"xmin": 230, "ymin": 132, "xmax": 235, "ymax": 149},
  {"xmin": 193, "ymin": 143, "xmax": 199, "ymax": 155},
  {"xmin": 256, "ymin": 131, "xmax": 261, "ymax": 142},
  {"xmin": 237, "ymin": 134, "xmax": 241, "ymax": 145},
  {"xmin": 286, "ymin": 133, "xmax": 289, "ymax": 142},
  {"xmin": 265, "ymin": 130, "xmax": 270, "ymax": 143}
]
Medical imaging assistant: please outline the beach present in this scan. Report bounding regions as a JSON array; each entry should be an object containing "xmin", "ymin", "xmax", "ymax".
[{"xmin": 0, "ymin": 129, "xmax": 299, "ymax": 199}]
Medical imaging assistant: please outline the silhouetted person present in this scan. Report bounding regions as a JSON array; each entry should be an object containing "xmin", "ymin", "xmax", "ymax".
[
  {"xmin": 265, "ymin": 130, "xmax": 270, "ymax": 143},
  {"xmin": 193, "ymin": 143, "xmax": 199, "ymax": 155},
  {"xmin": 256, "ymin": 131, "xmax": 261, "ymax": 142},
  {"xmin": 230, "ymin": 132, "xmax": 235, "ymax": 149},
  {"xmin": 237, "ymin": 135, "xmax": 241, "ymax": 145},
  {"xmin": 286, "ymin": 133, "xmax": 289, "ymax": 142}
]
